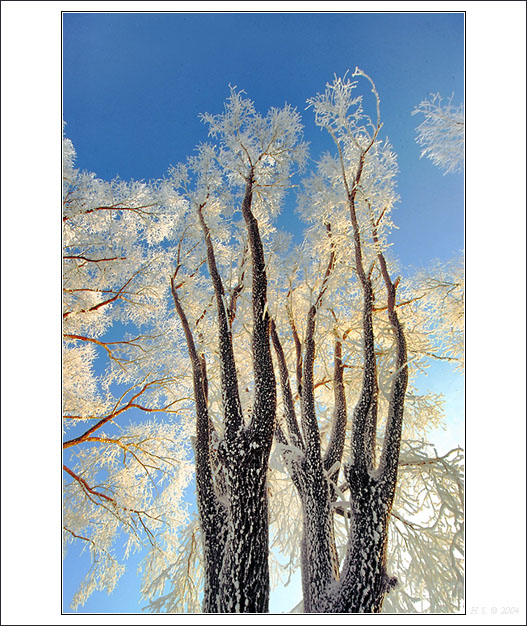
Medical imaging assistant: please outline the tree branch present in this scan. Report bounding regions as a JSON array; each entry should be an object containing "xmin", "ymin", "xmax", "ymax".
[
  {"xmin": 63, "ymin": 378, "xmax": 180, "ymax": 448},
  {"xmin": 322, "ymin": 339, "xmax": 348, "ymax": 492},
  {"xmin": 228, "ymin": 243, "xmax": 248, "ymax": 327},
  {"xmin": 287, "ymin": 291, "xmax": 304, "ymax": 400},
  {"xmin": 270, "ymin": 319, "xmax": 304, "ymax": 452},
  {"xmin": 63, "ymin": 204, "xmax": 158, "ymax": 222},
  {"xmin": 300, "ymin": 227, "xmax": 336, "ymax": 456},
  {"xmin": 240, "ymin": 169, "xmax": 276, "ymax": 448},
  {"xmin": 196, "ymin": 200, "xmax": 244, "ymax": 441},
  {"xmin": 371, "ymin": 225, "xmax": 408, "ymax": 502},
  {"xmin": 63, "ymin": 262, "xmax": 152, "ymax": 319}
]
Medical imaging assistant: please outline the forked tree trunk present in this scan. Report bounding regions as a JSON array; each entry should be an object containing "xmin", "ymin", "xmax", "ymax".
[
  {"xmin": 174, "ymin": 168, "xmax": 276, "ymax": 613},
  {"xmin": 270, "ymin": 133, "xmax": 408, "ymax": 612}
]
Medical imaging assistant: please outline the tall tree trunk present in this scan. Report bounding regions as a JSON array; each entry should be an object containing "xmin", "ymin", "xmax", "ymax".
[
  {"xmin": 215, "ymin": 169, "xmax": 276, "ymax": 612},
  {"xmin": 326, "ymin": 473, "xmax": 394, "ymax": 613},
  {"xmin": 171, "ymin": 277, "xmax": 228, "ymax": 612},
  {"xmin": 218, "ymin": 444, "xmax": 271, "ymax": 612}
]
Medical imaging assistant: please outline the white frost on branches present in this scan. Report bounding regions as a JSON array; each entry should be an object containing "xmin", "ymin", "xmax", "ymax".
[
  {"xmin": 63, "ymin": 130, "xmax": 195, "ymax": 609},
  {"xmin": 412, "ymin": 93, "xmax": 464, "ymax": 175},
  {"xmin": 385, "ymin": 441, "xmax": 464, "ymax": 613}
]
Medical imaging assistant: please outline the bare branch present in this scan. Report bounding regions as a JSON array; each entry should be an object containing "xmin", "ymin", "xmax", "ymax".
[{"xmin": 270, "ymin": 319, "xmax": 304, "ymax": 452}]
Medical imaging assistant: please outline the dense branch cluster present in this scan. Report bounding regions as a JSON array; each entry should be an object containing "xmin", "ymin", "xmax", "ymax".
[
  {"xmin": 62, "ymin": 133, "xmax": 196, "ymax": 609},
  {"xmin": 63, "ymin": 71, "xmax": 464, "ymax": 613},
  {"xmin": 412, "ymin": 92, "xmax": 464, "ymax": 175}
]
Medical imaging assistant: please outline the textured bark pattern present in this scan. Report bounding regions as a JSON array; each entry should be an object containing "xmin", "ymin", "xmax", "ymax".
[
  {"xmin": 271, "ymin": 139, "xmax": 409, "ymax": 612},
  {"xmin": 298, "ymin": 475, "xmax": 336, "ymax": 611},
  {"xmin": 327, "ymin": 475, "xmax": 391, "ymax": 613},
  {"xmin": 218, "ymin": 443, "xmax": 271, "ymax": 612},
  {"xmin": 177, "ymin": 170, "xmax": 276, "ymax": 613},
  {"xmin": 171, "ymin": 278, "xmax": 228, "ymax": 612}
]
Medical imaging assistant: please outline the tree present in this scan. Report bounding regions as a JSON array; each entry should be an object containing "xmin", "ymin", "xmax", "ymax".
[
  {"xmin": 264, "ymin": 70, "xmax": 409, "ymax": 612},
  {"xmin": 251, "ymin": 69, "xmax": 461, "ymax": 613},
  {"xmin": 412, "ymin": 92, "xmax": 464, "ymax": 175},
  {"xmin": 168, "ymin": 92, "xmax": 307, "ymax": 612},
  {"xmin": 62, "ymin": 130, "xmax": 196, "ymax": 609},
  {"xmin": 63, "ymin": 72, "xmax": 464, "ymax": 614}
]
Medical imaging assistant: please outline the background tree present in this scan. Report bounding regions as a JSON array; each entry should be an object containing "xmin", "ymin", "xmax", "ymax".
[
  {"xmin": 412, "ymin": 92, "xmax": 464, "ymax": 175},
  {"xmin": 62, "ymin": 131, "xmax": 195, "ymax": 609}
]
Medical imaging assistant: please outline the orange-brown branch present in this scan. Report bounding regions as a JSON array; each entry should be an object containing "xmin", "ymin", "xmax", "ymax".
[
  {"xmin": 63, "ymin": 464, "xmax": 114, "ymax": 503},
  {"xmin": 63, "ymin": 379, "xmax": 180, "ymax": 448},
  {"xmin": 63, "ymin": 204, "xmax": 158, "ymax": 222}
]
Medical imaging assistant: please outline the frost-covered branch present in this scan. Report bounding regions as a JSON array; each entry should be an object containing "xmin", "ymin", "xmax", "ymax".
[
  {"xmin": 196, "ymin": 200, "xmax": 245, "ymax": 441},
  {"xmin": 63, "ymin": 377, "xmax": 182, "ymax": 447},
  {"xmin": 171, "ymin": 272, "xmax": 228, "ymax": 612},
  {"xmin": 412, "ymin": 93, "xmax": 464, "ymax": 174},
  {"xmin": 322, "ymin": 339, "xmax": 347, "ymax": 491},
  {"xmin": 372, "ymin": 225, "xmax": 409, "ymax": 501},
  {"xmin": 270, "ymin": 319, "xmax": 304, "ymax": 452},
  {"xmin": 300, "ymin": 231, "xmax": 336, "ymax": 454},
  {"xmin": 240, "ymin": 167, "xmax": 276, "ymax": 448}
]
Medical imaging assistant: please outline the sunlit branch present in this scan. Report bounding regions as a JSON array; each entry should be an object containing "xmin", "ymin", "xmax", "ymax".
[
  {"xmin": 228, "ymin": 244, "xmax": 248, "ymax": 327},
  {"xmin": 63, "ymin": 378, "xmax": 182, "ymax": 448},
  {"xmin": 398, "ymin": 446, "xmax": 464, "ymax": 468},
  {"xmin": 63, "ymin": 333, "xmax": 151, "ymax": 370},
  {"xmin": 63, "ymin": 464, "xmax": 115, "ymax": 504},
  {"xmin": 370, "ymin": 216, "xmax": 409, "ymax": 496},
  {"xmin": 322, "ymin": 339, "xmax": 348, "ymax": 489},
  {"xmin": 63, "ymin": 255, "xmax": 127, "ymax": 265},
  {"xmin": 63, "ymin": 526, "xmax": 122, "ymax": 564},
  {"xmin": 270, "ymin": 319, "xmax": 304, "ymax": 452},
  {"xmin": 301, "ymin": 226, "xmax": 336, "ymax": 453},
  {"xmin": 286, "ymin": 289, "xmax": 304, "ymax": 400},
  {"xmin": 172, "ymin": 232, "xmax": 205, "ymax": 290},
  {"xmin": 63, "ymin": 261, "xmax": 156, "ymax": 319},
  {"xmin": 372, "ymin": 294, "xmax": 426, "ymax": 313},
  {"xmin": 63, "ymin": 526, "xmax": 93, "ymax": 545},
  {"xmin": 241, "ymin": 166, "xmax": 277, "ymax": 445},
  {"xmin": 64, "ymin": 462, "xmax": 167, "ymax": 548},
  {"xmin": 63, "ymin": 204, "xmax": 158, "ymax": 222},
  {"xmin": 170, "ymin": 270, "xmax": 225, "ymax": 580},
  {"xmin": 80, "ymin": 436, "xmax": 178, "ymax": 477}
]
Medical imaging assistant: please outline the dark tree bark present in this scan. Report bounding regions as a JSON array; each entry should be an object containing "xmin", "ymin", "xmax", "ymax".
[
  {"xmin": 217, "ymin": 169, "xmax": 277, "ymax": 613},
  {"xmin": 171, "ymin": 276, "xmax": 227, "ymax": 612},
  {"xmin": 270, "ymin": 144, "xmax": 409, "ymax": 613},
  {"xmin": 173, "ymin": 84, "xmax": 409, "ymax": 613},
  {"xmin": 173, "ymin": 169, "xmax": 276, "ymax": 613}
]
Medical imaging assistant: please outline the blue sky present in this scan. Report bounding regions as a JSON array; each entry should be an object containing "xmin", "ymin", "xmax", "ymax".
[
  {"xmin": 60, "ymin": 11, "xmax": 465, "ymax": 614},
  {"xmin": 63, "ymin": 11, "xmax": 464, "ymax": 269},
  {"xmin": 60, "ymin": 10, "xmax": 465, "ymax": 614}
]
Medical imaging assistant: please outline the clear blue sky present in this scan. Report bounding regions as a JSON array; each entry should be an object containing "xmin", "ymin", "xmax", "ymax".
[
  {"xmin": 63, "ymin": 11, "xmax": 464, "ymax": 269},
  {"xmin": 62, "ymin": 10, "xmax": 464, "ymax": 614}
]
